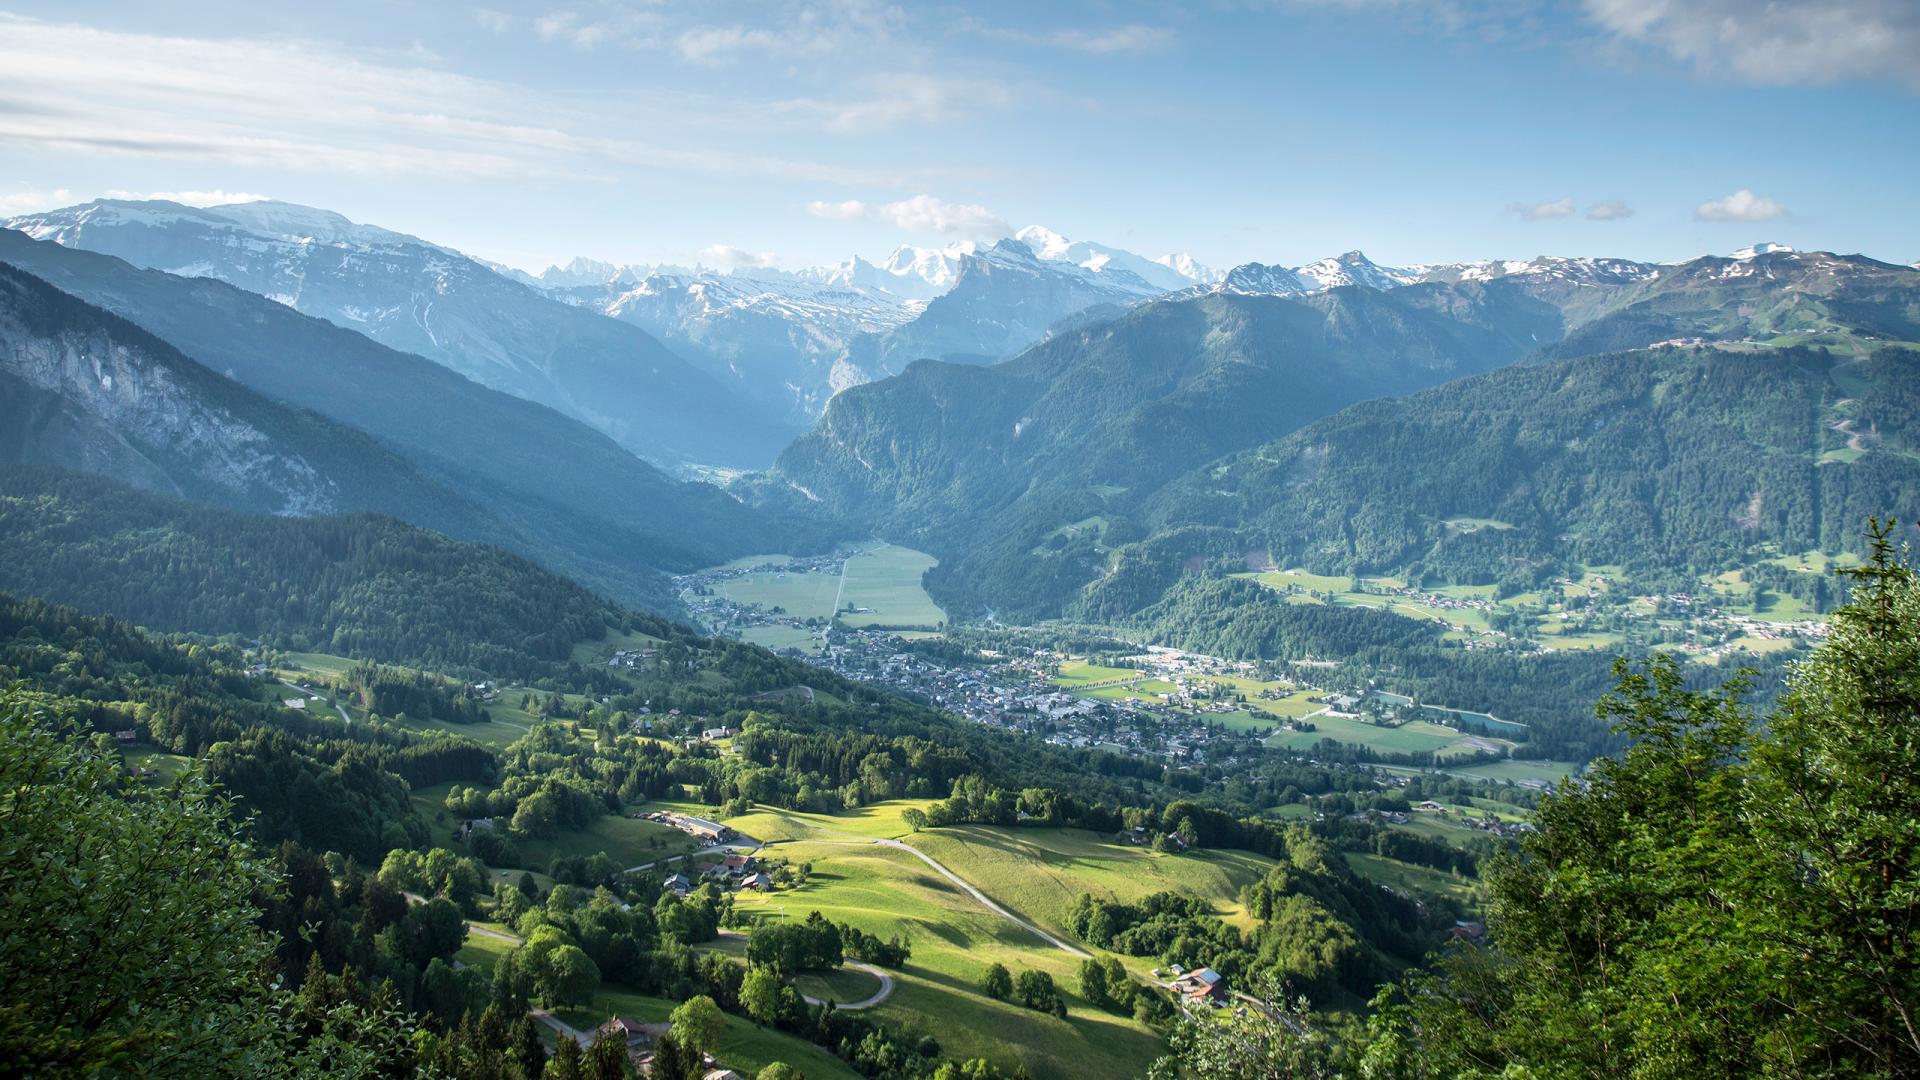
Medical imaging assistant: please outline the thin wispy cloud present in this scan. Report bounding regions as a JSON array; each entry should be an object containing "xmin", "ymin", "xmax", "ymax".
[
  {"xmin": 776, "ymin": 74, "xmax": 1017, "ymax": 134},
  {"xmin": 965, "ymin": 20, "xmax": 1176, "ymax": 54},
  {"xmin": 672, "ymin": 1, "xmax": 908, "ymax": 66},
  {"xmin": 808, "ymin": 194, "xmax": 1009, "ymax": 237},
  {"xmin": 700, "ymin": 244, "xmax": 781, "ymax": 269},
  {"xmin": 0, "ymin": 14, "xmax": 914, "ymax": 185},
  {"xmin": 1583, "ymin": 0, "xmax": 1920, "ymax": 92},
  {"xmin": 1586, "ymin": 200, "xmax": 1635, "ymax": 220},
  {"xmin": 1507, "ymin": 197, "xmax": 1575, "ymax": 221},
  {"xmin": 1695, "ymin": 189, "xmax": 1789, "ymax": 222}
]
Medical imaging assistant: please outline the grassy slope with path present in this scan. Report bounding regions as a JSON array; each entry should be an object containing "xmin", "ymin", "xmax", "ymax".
[
  {"xmin": 729, "ymin": 838, "xmax": 1162, "ymax": 1079},
  {"xmin": 901, "ymin": 825, "xmax": 1277, "ymax": 938}
]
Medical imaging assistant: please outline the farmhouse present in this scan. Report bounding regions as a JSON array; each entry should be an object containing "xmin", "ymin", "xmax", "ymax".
[
  {"xmin": 598, "ymin": 1016, "xmax": 664, "ymax": 1045},
  {"xmin": 670, "ymin": 815, "xmax": 732, "ymax": 842},
  {"xmin": 1171, "ymin": 967, "xmax": 1226, "ymax": 1005},
  {"xmin": 662, "ymin": 873, "xmax": 692, "ymax": 897}
]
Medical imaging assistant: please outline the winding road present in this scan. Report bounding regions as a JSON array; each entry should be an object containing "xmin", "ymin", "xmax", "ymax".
[
  {"xmin": 528, "ymin": 1008, "xmax": 591, "ymax": 1047},
  {"xmin": 798, "ymin": 962, "xmax": 895, "ymax": 1010}
]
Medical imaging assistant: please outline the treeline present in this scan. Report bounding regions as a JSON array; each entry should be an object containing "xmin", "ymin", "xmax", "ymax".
[
  {"xmin": 0, "ymin": 592, "xmax": 496, "ymax": 861},
  {"xmin": 1067, "ymin": 826, "xmax": 1448, "ymax": 1004},
  {"xmin": 334, "ymin": 661, "xmax": 492, "ymax": 725},
  {"xmin": 0, "ymin": 466, "xmax": 630, "ymax": 680}
]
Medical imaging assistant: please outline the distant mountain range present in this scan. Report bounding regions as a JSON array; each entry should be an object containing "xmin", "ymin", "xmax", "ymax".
[
  {"xmin": 0, "ymin": 229, "xmax": 817, "ymax": 612},
  {"xmin": 5, "ymin": 199, "xmax": 792, "ymax": 468},
  {"xmin": 5, "ymin": 190, "xmax": 1913, "ymax": 637},
  {"xmin": 516, "ymin": 229, "xmax": 1220, "ymax": 422},
  {"xmin": 763, "ymin": 247, "xmax": 1920, "ymax": 624}
]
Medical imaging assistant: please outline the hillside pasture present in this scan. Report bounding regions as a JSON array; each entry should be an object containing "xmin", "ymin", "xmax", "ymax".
[
  {"xmin": 728, "ymin": 838, "xmax": 1166, "ymax": 1079},
  {"xmin": 902, "ymin": 825, "xmax": 1275, "ymax": 941}
]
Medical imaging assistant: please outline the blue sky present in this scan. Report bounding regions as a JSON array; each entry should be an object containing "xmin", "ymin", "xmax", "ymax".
[{"xmin": 1, "ymin": 0, "xmax": 1915, "ymax": 273}]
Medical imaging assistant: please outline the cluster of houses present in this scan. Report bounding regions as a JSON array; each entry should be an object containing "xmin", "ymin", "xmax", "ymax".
[
  {"xmin": 661, "ymin": 851, "xmax": 774, "ymax": 897},
  {"xmin": 1412, "ymin": 801, "xmax": 1539, "ymax": 836},
  {"xmin": 605, "ymin": 648, "xmax": 658, "ymax": 670}
]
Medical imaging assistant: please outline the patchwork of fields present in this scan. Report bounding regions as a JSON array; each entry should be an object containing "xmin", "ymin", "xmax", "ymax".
[{"xmin": 690, "ymin": 542, "xmax": 948, "ymax": 650}]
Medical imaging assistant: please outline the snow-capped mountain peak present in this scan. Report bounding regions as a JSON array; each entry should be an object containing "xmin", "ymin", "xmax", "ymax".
[
  {"xmin": 1010, "ymin": 225, "xmax": 1212, "ymax": 293},
  {"xmin": 1731, "ymin": 242, "xmax": 1795, "ymax": 260},
  {"xmin": 1294, "ymin": 250, "xmax": 1422, "ymax": 291},
  {"xmin": 1210, "ymin": 262, "xmax": 1311, "ymax": 296},
  {"xmin": 1154, "ymin": 252, "xmax": 1222, "ymax": 284}
]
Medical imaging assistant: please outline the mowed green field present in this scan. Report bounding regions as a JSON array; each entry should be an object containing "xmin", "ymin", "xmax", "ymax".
[
  {"xmin": 729, "ymin": 839, "xmax": 1166, "ymax": 1079},
  {"xmin": 568, "ymin": 626, "xmax": 665, "ymax": 667},
  {"xmin": 1262, "ymin": 712, "xmax": 1470, "ymax": 756},
  {"xmin": 512, "ymin": 813, "xmax": 698, "ymax": 871},
  {"xmin": 1442, "ymin": 758, "xmax": 1585, "ymax": 785},
  {"xmin": 1052, "ymin": 660, "xmax": 1143, "ymax": 687},
  {"xmin": 119, "ymin": 744, "xmax": 194, "ymax": 784},
  {"xmin": 837, "ymin": 544, "xmax": 945, "ymax": 630},
  {"xmin": 902, "ymin": 825, "xmax": 1277, "ymax": 938},
  {"xmin": 702, "ymin": 543, "xmax": 946, "ymax": 632},
  {"xmin": 1344, "ymin": 852, "xmax": 1483, "ymax": 908},
  {"xmin": 724, "ymin": 799, "xmax": 939, "ymax": 843},
  {"xmin": 739, "ymin": 624, "xmax": 825, "ymax": 654},
  {"xmin": 716, "ymin": 565, "xmax": 843, "ymax": 622}
]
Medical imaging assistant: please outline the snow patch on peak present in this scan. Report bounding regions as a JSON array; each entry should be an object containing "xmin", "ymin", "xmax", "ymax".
[
  {"xmin": 1732, "ymin": 242, "xmax": 1795, "ymax": 260},
  {"xmin": 1295, "ymin": 250, "xmax": 1422, "ymax": 291},
  {"xmin": 1010, "ymin": 225, "xmax": 1208, "ymax": 292},
  {"xmin": 1154, "ymin": 252, "xmax": 1222, "ymax": 284},
  {"xmin": 197, "ymin": 200, "xmax": 426, "ymax": 249}
]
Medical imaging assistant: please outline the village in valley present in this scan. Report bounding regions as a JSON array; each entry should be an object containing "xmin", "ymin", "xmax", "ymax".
[{"xmin": 669, "ymin": 550, "xmax": 1622, "ymax": 786}]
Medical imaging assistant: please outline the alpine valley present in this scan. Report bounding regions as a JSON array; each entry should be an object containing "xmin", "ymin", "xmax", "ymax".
[{"xmin": 4, "ymin": 193, "xmax": 1918, "ymax": 1080}]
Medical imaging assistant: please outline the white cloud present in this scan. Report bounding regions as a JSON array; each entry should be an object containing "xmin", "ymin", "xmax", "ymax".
[
  {"xmin": 673, "ymin": 2, "xmax": 907, "ymax": 66},
  {"xmin": 700, "ymin": 244, "xmax": 780, "ymax": 269},
  {"xmin": 0, "ymin": 186, "xmax": 74, "ymax": 216},
  {"xmin": 967, "ymin": 21, "xmax": 1176, "ymax": 54},
  {"xmin": 777, "ymin": 74, "xmax": 1015, "ymax": 134},
  {"xmin": 1586, "ymin": 199, "xmax": 1635, "ymax": 220},
  {"xmin": 533, "ymin": 10, "xmax": 661, "ymax": 50},
  {"xmin": 1583, "ymin": 0, "xmax": 1920, "ymax": 91},
  {"xmin": 807, "ymin": 194, "xmax": 1008, "ymax": 237},
  {"xmin": 1506, "ymin": 197, "xmax": 1575, "ymax": 221},
  {"xmin": 473, "ymin": 8, "xmax": 513, "ymax": 34},
  {"xmin": 102, "ymin": 188, "xmax": 271, "ymax": 207},
  {"xmin": 0, "ymin": 14, "xmax": 907, "ymax": 185},
  {"xmin": 1695, "ymin": 189, "xmax": 1789, "ymax": 222},
  {"xmin": 675, "ymin": 25, "xmax": 784, "ymax": 63}
]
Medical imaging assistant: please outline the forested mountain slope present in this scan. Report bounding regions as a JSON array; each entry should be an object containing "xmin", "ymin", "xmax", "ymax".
[
  {"xmin": 0, "ymin": 264, "xmax": 505, "ymax": 536},
  {"xmin": 0, "ymin": 232, "xmax": 824, "ymax": 608},
  {"xmin": 769, "ymin": 280, "xmax": 1564, "ymax": 618},
  {"xmin": 1120, "ymin": 342, "xmax": 1920, "ymax": 602},
  {"xmin": 0, "ymin": 467, "xmax": 629, "ymax": 680}
]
